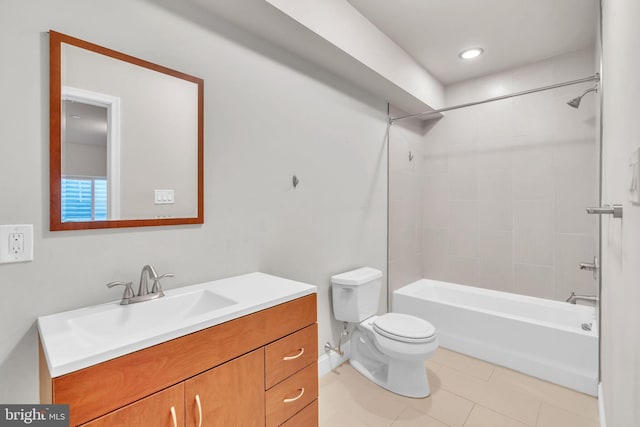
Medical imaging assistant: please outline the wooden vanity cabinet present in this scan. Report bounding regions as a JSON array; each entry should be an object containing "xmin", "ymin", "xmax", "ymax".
[
  {"xmin": 40, "ymin": 294, "xmax": 317, "ymax": 427},
  {"xmin": 184, "ymin": 348, "xmax": 265, "ymax": 427}
]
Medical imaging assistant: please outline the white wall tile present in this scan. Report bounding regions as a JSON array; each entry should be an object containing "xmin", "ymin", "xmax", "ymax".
[
  {"xmin": 424, "ymin": 136, "xmax": 449, "ymax": 175},
  {"xmin": 423, "ymin": 228, "xmax": 448, "ymax": 281},
  {"xmin": 445, "ymin": 256, "xmax": 480, "ymax": 287},
  {"xmin": 423, "ymin": 174, "xmax": 449, "ymax": 229},
  {"xmin": 512, "ymin": 139, "xmax": 554, "ymax": 201},
  {"xmin": 479, "ymin": 261, "xmax": 514, "ymax": 293},
  {"xmin": 448, "ymin": 226, "xmax": 479, "ymax": 259},
  {"xmin": 514, "ymin": 264, "xmax": 555, "ymax": 299},
  {"xmin": 511, "ymin": 91, "xmax": 557, "ymax": 140},
  {"xmin": 477, "ymin": 136, "xmax": 513, "ymax": 172},
  {"xmin": 479, "ymin": 171, "xmax": 512, "ymax": 201},
  {"xmin": 478, "ymin": 230, "xmax": 514, "ymax": 292},
  {"xmin": 514, "ymin": 200, "xmax": 554, "ymax": 266},
  {"xmin": 476, "ymin": 98, "xmax": 515, "ymax": 141},
  {"xmin": 479, "ymin": 198, "xmax": 514, "ymax": 231},
  {"xmin": 448, "ymin": 172, "xmax": 479, "ymax": 201},
  {"xmin": 445, "ymin": 108, "xmax": 478, "ymax": 146},
  {"xmin": 554, "ymin": 139, "xmax": 598, "ymax": 234},
  {"xmin": 479, "ymin": 230, "xmax": 514, "ymax": 263}
]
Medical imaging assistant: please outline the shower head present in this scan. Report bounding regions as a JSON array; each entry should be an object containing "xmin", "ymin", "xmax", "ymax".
[{"xmin": 567, "ymin": 87, "xmax": 598, "ymax": 109}]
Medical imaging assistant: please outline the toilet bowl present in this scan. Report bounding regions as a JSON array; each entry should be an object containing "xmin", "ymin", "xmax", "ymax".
[{"xmin": 331, "ymin": 267, "xmax": 438, "ymax": 398}]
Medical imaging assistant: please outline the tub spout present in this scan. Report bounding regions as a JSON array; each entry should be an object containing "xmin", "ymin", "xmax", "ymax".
[{"xmin": 566, "ymin": 291, "xmax": 599, "ymax": 305}]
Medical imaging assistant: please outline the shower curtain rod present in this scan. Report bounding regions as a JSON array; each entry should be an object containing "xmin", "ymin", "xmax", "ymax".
[{"xmin": 389, "ymin": 73, "xmax": 600, "ymax": 124}]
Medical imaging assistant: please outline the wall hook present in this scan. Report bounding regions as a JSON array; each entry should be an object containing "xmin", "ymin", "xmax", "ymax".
[
  {"xmin": 408, "ymin": 151, "xmax": 414, "ymax": 162},
  {"xmin": 292, "ymin": 175, "xmax": 299, "ymax": 188}
]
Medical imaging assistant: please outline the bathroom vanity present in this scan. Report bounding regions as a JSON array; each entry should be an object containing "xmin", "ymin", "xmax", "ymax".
[{"xmin": 38, "ymin": 273, "xmax": 318, "ymax": 426}]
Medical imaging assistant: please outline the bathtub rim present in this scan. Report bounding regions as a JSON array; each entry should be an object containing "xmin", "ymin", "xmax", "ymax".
[{"xmin": 394, "ymin": 278, "xmax": 598, "ymax": 337}]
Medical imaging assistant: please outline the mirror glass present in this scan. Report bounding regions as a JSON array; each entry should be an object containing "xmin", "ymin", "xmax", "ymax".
[{"xmin": 50, "ymin": 31, "xmax": 203, "ymax": 230}]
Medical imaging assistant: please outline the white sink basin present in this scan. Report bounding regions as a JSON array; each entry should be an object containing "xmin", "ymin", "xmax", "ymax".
[
  {"xmin": 67, "ymin": 290, "xmax": 238, "ymax": 342},
  {"xmin": 38, "ymin": 272, "xmax": 316, "ymax": 377}
]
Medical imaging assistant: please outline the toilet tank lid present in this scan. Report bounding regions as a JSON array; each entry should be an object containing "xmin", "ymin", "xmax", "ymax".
[{"xmin": 331, "ymin": 267, "xmax": 382, "ymax": 286}]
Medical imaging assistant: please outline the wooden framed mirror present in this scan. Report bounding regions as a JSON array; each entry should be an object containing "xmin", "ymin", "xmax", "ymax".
[{"xmin": 49, "ymin": 31, "xmax": 203, "ymax": 231}]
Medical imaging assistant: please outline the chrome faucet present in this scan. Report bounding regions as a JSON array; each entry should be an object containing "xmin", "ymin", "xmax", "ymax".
[
  {"xmin": 138, "ymin": 264, "xmax": 158, "ymax": 297},
  {"xmin": 107, "ymin": 265, "xmax": 174, "ymax": 305},
  {"xmin": 566, "ymin": 291, "xmax": 599, "ymax": 305}
]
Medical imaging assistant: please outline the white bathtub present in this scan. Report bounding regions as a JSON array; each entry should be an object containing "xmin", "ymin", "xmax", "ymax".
[{"xmin": 393, "ymin": 279, "xmax": 598, "ymax": 396}]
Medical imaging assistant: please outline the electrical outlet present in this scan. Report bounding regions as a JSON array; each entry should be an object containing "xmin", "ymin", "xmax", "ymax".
[
  {"xmin": 9, "ymin": 233, "xmax": 24, "ymax": 254},
  {"xmin": 0, "ymin": 224, "xmax": 33, "ymax": 264}
]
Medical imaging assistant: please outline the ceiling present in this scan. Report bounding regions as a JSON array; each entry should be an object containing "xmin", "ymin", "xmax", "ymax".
[{"xmin": 347, "ymin": 0, "xmax": 598, "ymax": 85}]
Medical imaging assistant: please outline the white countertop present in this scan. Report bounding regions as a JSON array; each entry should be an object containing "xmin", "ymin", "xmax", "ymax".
[{"xmin": 37, "ymin": 272, "xmax": 316, "ymax": 377}]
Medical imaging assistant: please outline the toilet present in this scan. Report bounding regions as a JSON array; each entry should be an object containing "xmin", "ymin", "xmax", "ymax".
[{"xmin": 331, "ymin": 267, "xmax": 438, "ymax": 398}]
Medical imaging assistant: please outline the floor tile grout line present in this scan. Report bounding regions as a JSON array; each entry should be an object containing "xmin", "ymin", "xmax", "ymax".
[
  {"xmin": 408, "ymin": 394, "xmax": 467, "ymax": 427},
  {"xmin": 534, "ymin": 400, "xmax": 542, "ymax": 427},
  {"xmin": 435, "ymin": 362, "xmax": 495, "ymax": 383},
  {"xmin": 433, "ymin": 373, "xmax": 542, "ymax": 427},
  {"xmin": 461, "ymin": 403, "xmax": 476, "ymax": 427},
  {"xmin": 472, "ymin": 402, "xmax": 538, "ymax": 427}
]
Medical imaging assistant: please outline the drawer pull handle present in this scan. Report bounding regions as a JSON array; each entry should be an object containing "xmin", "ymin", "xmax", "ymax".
[
  {"xmin": 283, "ymin": 347, "xmax": 305, "ymax": 361},
  {"xmin": 195, "ymin": 394, "xmax": 203, "ymax": 427},
  {"xmin": 283, "ymin": 387, "xmax": 305, "ymax": 403},
  {"xmin": 170, "ymin": 406, "xmax": 177, "ymax": 427}
]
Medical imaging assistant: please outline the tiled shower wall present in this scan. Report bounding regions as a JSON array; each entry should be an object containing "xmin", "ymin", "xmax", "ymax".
[{"xmin": 390, "ymin": 48, "xmax": 599, "ymax": 301}]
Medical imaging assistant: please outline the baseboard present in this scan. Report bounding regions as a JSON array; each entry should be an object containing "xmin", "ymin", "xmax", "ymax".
[
  {"xmin": 598, "ymin": 382, "xmax": 606, "ymax": 427},
  {"xmin": 318, "ymin": 340, "xmax": 350, "ymax": 377}
]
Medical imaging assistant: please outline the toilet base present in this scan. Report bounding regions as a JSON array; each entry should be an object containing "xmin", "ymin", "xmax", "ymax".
[
  {"xmin": 350, "ymin": 358, "xmax": 430, "ymax": 398},
  {"xmin": 349, "ymin": 325, "xmax": 435, "ymax": 398}
]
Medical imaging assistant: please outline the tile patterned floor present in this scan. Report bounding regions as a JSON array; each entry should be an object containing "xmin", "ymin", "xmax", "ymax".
[{"xmin": 318, "ymin": 348, "xmax": 599, "ymax": 427}]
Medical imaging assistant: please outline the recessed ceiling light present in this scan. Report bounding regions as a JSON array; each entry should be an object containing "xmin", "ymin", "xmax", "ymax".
[{"xmin": 458, "ymin": 47, "xmax": 484, "ymax": 60}]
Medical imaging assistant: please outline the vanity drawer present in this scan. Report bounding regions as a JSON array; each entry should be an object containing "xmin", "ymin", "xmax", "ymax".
[
  {"xmin": 265, "ymin": 362, "xmax": 318, "ymax": 427},
  {"xmin": 280, "ymin": 400, "xmax": 318, "ymax": 427},
  {"xmin": 265, "ymin": 324, "xmax": 317, "ymax": 389}
]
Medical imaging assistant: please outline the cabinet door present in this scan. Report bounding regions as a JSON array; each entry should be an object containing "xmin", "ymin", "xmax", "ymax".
[
  {"xmin": 185, "ymin": 348, "xmax": 265, "ymax": 427},
  {"xmin": 81, "ymin": 383, "xmax": 184, "ymax": 427}
]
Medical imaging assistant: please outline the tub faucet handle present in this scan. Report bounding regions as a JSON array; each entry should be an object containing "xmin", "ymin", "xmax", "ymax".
[
  {"xmin": 578, "ymin": 256, "xmax": 599, "ymax": 280},
  {"xmin": 586, "ymin": 204, "xmax": 623, "ymax": 218}
]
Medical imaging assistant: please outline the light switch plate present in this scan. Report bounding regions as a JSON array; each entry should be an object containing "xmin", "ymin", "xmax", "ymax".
[
  {"xmin": 154, "ymin": 189, "xmax": 175, "ymax": 205},
  {"xmin": 0, "ymin": 224, "xmax": 33, "ymax": 264}
]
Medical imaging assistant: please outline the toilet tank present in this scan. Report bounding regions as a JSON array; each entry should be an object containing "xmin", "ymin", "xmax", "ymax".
[{"xmin": 331, "ymin": 267, "xmax": 383, "ymax": 323}]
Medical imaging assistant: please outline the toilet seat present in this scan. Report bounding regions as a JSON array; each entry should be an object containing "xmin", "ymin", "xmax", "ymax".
[{"xmin": 373, "ymin": 313, "xmax": 436, "ymax": 343}]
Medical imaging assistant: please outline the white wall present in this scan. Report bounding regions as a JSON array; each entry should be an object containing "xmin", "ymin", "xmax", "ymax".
[
  {"xmin": 405, "ymin": 49, "xmax": 599, "ymax": 300},
  {"xmin": 600, "ymin": 0, "xmax": 640, "ymax": 425},
  {"xmin": 0, "ymin": 0, "xmax": 388, "ymax": 402}
]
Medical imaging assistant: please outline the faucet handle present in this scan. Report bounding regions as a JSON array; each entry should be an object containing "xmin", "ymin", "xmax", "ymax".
[
  {"xmin": 106, "ymin": 281, "xmax": 135, "ymax": 304},
  {"xmin": 151, "ymin": 273, "xmax": 174, "ymax": 295}
]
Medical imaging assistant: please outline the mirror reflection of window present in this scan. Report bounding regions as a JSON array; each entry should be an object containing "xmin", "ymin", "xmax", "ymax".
[{"xmin": 61, "ymin": 177, "xmax": 107, "ymax": 221}]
